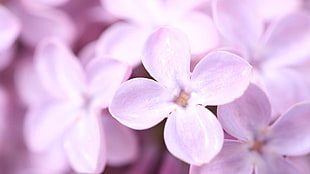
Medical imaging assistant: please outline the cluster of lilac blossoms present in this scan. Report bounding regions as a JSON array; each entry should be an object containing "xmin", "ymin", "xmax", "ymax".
[{"xmin": 0, "ymin": 0, "xmax": 310, "ymax": 174}]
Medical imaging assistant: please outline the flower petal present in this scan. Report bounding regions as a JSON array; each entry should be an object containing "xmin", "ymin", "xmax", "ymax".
[
  {"xmin": 12, "ymin": 3, "xmax": 76, "ymax": 47},
  {"xmin": 267, "ymin": 102, "xmax": 310, "ymax": 156},
  {"xmin": 172, "ymin": 11, "xmax": 219, "ymax": 54},
  {"xmin": 0, "ymin": 46, "xmax": 14, "ymax": 71},
  {"xmin": 164, "ymin": 105, "xmax": 224, "ymax": 165},
  {"xmin": 102, "ymin": 109, "xmax": 138, "ymax": 166},
  {"xmin": 255, "ymin": 153, "xmax": 299, "ymax": 174},
  {"xmin": 109, "ymin": 78, "xmax": 175, "ymax": 130},
  {"xmin": 0, "ymin": 5, "xmax": 20, "ymax": 51},
  {"xmin": 24, "ymin": 100, "xmax": 77, "ymax": 152},
  {"xmin": 190, "ymin": 140, "xmax": 253, "ymax": 174},
  {"xmin": 15, "ymin": 58, "xmax": 51, "ymax": 106},
  {"xmin": 102, "ymin": 0, "xmax": 162, "ymax": 24},
  {"xmin": 142, "ymin": 27, "xmax": 191, "ymax": 89},
  {"xmin": 254, "ymin": 68, "xmax": 310, "ymax": 119},
  {"xmin": 22, "ymin": 0, "xmax": 70, "ymax": 8},
  {"xmin": 35, "ymin": 38, "xmax": 85, "ymax": 102},
  {"xmin": 86, "ymin": 58, "xmax": 131, "ymax": 108},
  {"xmin": 190, "ymin": 51, "xmax": 252, "ymax": 106},
  {"xmin": 256, "ymin": 0, "xmax": 302, "ymax": 21},
  {"xmin": 262, "ymin": 12, "xmax": 310, "ymax": 66},
  {"xmin": 217, "ymin": 84, "xmax": 271, "ymax": 141},
  {"xmin": 213, "ymin": 0, "xmax": 263, "ymax": 49},
  {"xmin": 95, "ymin": 22, "xmax": 150, "ymax": 66},
  {"xmin": 64, "ymin": 111, "xmax": 106, "ymax": 173},
  {"xmin": 288, "ymin": 155, "xmax": 310, "ymax": 174}
]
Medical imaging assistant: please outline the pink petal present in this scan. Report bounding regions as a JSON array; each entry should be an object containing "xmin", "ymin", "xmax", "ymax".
[
  {"xmin": 0, "ymin": 46, "xmax": 14, "ymax": 71},
  {"xmin": 213, "ymin": 0, "xmax": 263, "ymax": 49},
  {"xmin": 164, "ymin": 105, "xmax": 224, "ymax": 165},
  {"xmin": 96, "ymin": 22, "xmax": 150, "ymax": 66},
  {"xmin": 0, "ymin": 5, "xmax": 20, "ymax": 51},
  {"xmin": 256, "ymin": 0, "xmax": 302, "ymax": 21},
  {"xmin": 262, "ymin": 12, "xmax": 310, "ymax": 66},
  {"xmin": 109, "ymin": 78, "xmax": 175, "ymax": 130},
  {"xmin": 15, "ymin": 58, "xmax": 51, "ymax": 106},
  {"xmin": 142, "ymin": 27, "xmax": 191, "ymax": 89},
  {"xmin": 190, "ymin": 51, "xmax": 252, "ymax": 106},
  {"xmin": 102, "ymin": 109, "xmax": 138, "ymax": 166},
  {"xmin": 24, "ymin": 101, "xmax": 77, "ymax": 152},
  {"xmin": 102, "ymin": 0, "xmax": 162, "ymax": 24},
  {"xmin": 165, "ymin": 0, "xmax": 210, "ymax": 13},
  {"xmin": 173, "ymin": 11, "xmax": 219, "ymax": 54},
  {"xmin": 35, "ymin": 38, "xmax": 86, "ymax": 102},
  {"xmin": 190, "ymin": 140, "xmax": 253, "ymax": 174},
  {"xmin": 30, "ymin": 142, "xmax": 70, "ymax": 174},
  {"xmin": 267, "ymin": 102, "xmax": 310, "ymax": 156},
  {"xmin": 86, "ymin": 58, "xmax": 131, "ymax": 108},
  {"xmin": 288, "ymin": 155, "xmax": 310, "ymax": 174},
  {"xmin": 217, "ymin": 84, "xmax": 271, "ymax": 141},
  {"xmin": 12, "ymin": 3, "xmax": 76, "ymax": 47},
  {"xmin": 254, "ymin": 68, "xmax": 310, "ymax": 118},
  {"xmin": 64, "ymin": 112, "xmax": 106, "ymax": 173},
  {"xmin": 255, "ymin": 153, "xmax": 299, "ymax": 174},
  {"xmin": 22, "ymin": 0, "xmax": 70, "ymax": 8}
]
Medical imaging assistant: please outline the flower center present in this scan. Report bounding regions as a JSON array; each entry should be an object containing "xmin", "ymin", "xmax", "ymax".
[
  {"xmin": 249, "ymin": 140, "xmax": 263, "ymax": 153},
  {"xmin": 174, "ymin": 90, "xmax": 190, "ymax": 107}
]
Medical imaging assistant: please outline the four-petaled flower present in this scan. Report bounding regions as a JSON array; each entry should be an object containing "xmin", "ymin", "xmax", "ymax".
[
  {"xmin": 24, "ymin": 38, "xmax": 132, "ymax": 173},
  {"xmin": 190, "ymin": 84, "xmax": 310, "ymax": 174},
  {"xmin": 109, "ymin": 27, "xmax": 252, "ymax": 165}
]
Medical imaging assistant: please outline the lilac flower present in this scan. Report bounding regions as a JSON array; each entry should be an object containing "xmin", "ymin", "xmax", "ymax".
[
  {"xmin": 23, "ymin": 38, "xmax": 132, "ymax": 173},
  {"xmin": 109, "ymin": 27, "xmax": 252, "ymax": 165},
  {"xmin": 213, "ymin": 0, "xmax": 310, "ymax": 118},
  {"xmin": 96, "ymin": 0, "xmax": 219, "ymax": 66},
  {"xmin": 0, "ymin": 5, "xmax": 20, "ymax": 70},
  {"xmin": 190, "ymin": 84, "xmax": 310, "ymax": 174}
]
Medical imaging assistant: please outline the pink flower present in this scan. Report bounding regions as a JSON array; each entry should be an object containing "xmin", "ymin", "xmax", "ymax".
[
  {"xmin": 190, "ymin": 84, "xmax": 310, "ymax": 174},
  {"xmin": 213, "ymin": 0, "xmax": 310, "ymax": 118},
  {"xmin": 23, "ymin": 38, "xmax": 132, "ymax": 173},
  {"xmin": 109, "ymin": 27, "xmax": 252, "ymax": 165},
  {"xmin": 96, "ymin": 0, "xmax": 218, "ymax": 66}
]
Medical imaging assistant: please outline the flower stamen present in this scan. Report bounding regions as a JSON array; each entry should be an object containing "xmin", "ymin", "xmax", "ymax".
[{"xmin": 174, "ymin": 90, "xmax": 190, "ymax": 107}]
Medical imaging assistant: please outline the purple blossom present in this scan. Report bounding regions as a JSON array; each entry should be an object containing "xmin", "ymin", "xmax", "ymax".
[
  {"xmin": 96, "ymin": 0, "xmax": 219, "ymax": 66},
  {"xmin": 213, "ymin": 0, "xmax": 310, "ymax": 119},
  {"xmin": 109, "ymin": 27, "xmax": 252, "ymax": 165},
  {"xmin": 190, "ymin": 84, "xmax": 310, "ymax": 174},
  {"xmin": 22, "ymin": 38, "xmax": 133, "ymax": 173}
]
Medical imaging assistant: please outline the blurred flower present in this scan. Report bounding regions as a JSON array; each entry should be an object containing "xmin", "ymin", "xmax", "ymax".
[
  {"xmin": 190, "ymin": 84, "xmax": 310, "ymax": 174},
  {"xmin": 96, "ymin": 0, "xmax": 218, "ymax": 66},
  {"xmin": 213, "ymin": 0, "xmax": 310, "ymax": 119},
  {"xmin": 22, "ymin": 38, "xmax": 132, "ymax": 173},
  {"xmin": 109, "ymin": 27, "xmax": 252, "ymax": 165}
]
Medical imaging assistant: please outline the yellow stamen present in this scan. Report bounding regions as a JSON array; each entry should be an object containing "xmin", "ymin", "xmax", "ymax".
[{"xmin": 174, "ymin": 91, "xmax": 190, "ymax": 107}]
